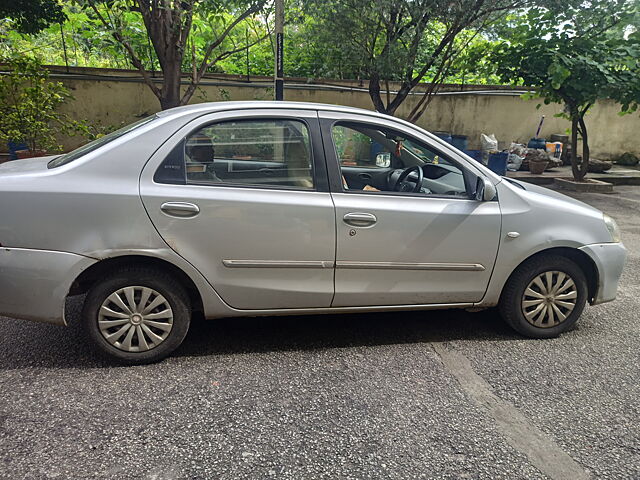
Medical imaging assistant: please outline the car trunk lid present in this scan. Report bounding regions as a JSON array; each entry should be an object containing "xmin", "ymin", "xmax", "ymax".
[{"xmin": 0, "ymin": 156, "xmax": 59, "ymax": 176}]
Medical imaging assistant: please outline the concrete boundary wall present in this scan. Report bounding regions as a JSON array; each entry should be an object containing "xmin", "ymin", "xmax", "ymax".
[{"xmin": 39, "ymin": 66, "xmax": 640, "ymax": 158}]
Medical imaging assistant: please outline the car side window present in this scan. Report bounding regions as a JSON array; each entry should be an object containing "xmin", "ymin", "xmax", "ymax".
[
  {"xmin": 182, "ymin": 119, "xmax": 314, "ymax": 189},
  {"xmin": 333, "ymin": 124, "xmax": 397, "ymax": 169},
  {"xmin": 332, "ymin": 122, "xmax": 468, "ymax": 197}
]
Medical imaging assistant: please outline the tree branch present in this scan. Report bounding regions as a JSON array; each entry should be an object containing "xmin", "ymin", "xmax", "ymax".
[
  {"xmin": 193, "ymin": 2, "xmax": 264, "ymax": 87},
  {"xmin": 86, "ymin": 0, "xmax": 161, "ymax": 99},
  {"xmin": 180, "ymin": 25, "xmax": 269, "ymax": 105}
]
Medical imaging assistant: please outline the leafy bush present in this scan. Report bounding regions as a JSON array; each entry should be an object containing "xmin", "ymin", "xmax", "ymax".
[{"xmin": 0, "ymin": 56, "xmax": 87, "ymax": 153}]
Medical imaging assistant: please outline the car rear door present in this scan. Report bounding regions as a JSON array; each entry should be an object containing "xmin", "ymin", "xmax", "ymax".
[
  {"xmin": 319, "ymin": 110, "xmax": 502, "ymax": 307},
  {"xmin": 140, "ymin": 109, "xmax": 336, "ymax": 310}
]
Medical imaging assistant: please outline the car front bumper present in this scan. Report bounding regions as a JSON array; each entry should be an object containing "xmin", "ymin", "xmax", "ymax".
[
  {"xmin": 0, "ymin": 247, "xmax": 96, "ymax": 326},
  {"xmin": 578, "ymin": 242, "xmax": 627, "ymax": 305}
]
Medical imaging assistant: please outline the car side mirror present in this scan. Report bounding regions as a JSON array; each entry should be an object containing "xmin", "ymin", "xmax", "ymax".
[
  {"xmin": 475, "ymin": 177, "xmax": 496, "ymax": 201},
  {"xmin": 375, "ymin": 152, "xmax": 391, "ymax": 168}
]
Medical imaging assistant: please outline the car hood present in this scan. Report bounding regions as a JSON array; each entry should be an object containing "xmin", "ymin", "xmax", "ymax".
[
  {"xmin": 504, "ymin": 178, "xmax": 602, "ymax": 214},
  {"xmin": 0, "ymin": 156, "xmax": 59, "ymax": 176}
]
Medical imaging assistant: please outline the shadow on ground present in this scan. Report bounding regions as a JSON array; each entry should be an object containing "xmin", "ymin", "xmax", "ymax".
[
  {"xmin": 177, "ymin": 308, "xmax": 517, "ymax": 359},
  {"xmin": 0, "ymin": 295, "xmax": 520, "ymax": 370}
]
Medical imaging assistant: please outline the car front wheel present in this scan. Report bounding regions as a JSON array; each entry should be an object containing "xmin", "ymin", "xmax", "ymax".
[
  {"xmin": 82, "ymin": 268, "xmax": 191, "ymax": 364},
  {"xmin": 499, "ymin": 254, "xmax": 588, "ymax": 338}
]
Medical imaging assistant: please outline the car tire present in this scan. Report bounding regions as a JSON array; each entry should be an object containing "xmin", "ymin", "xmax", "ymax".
[
  {"xmin": 498, "ymin": 254, "xmax": 588, "ymax": 338},
  {"xmin": 81, "ymin": 267, "xmax": 191, "ymax": 365}
]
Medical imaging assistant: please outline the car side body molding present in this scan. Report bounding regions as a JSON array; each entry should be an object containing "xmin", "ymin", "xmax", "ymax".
[
  {"xmin": 335, "ymin": 261, "xmax": 486, "ymax": 271},
  {"xmin": 222, "ymin": 259, "xmax": 334, "ymax": 269},
  {"xmin": 222, "ymin": 259, "xmax": 485, "ymax": 271}
]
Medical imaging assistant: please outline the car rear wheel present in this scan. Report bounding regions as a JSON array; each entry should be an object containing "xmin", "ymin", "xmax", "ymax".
[
  {"xmin": 499, "ymin": 254, "xmax": 588, "ymax": 338},
  {"xmin": 82, "ymin": 268, "xmax": 191, "ymax": 364}
]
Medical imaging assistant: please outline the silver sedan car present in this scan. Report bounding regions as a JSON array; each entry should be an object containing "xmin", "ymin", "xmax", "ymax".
[{"xmin": 0, "ymin": 101, "xmax": 627, "ymax": 364}]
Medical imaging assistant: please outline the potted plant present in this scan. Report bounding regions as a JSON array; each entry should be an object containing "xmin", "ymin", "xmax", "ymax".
[{"xmin": 0, "ymin": 56, "xmax": 87, "ymax": 158}]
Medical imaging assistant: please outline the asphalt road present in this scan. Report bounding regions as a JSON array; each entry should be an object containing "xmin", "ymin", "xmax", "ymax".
[{"xmin": 1, "ymin": 186, "xmax": 639, "ymax": 480}]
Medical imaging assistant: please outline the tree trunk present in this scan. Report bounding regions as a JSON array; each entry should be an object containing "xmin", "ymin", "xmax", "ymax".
[
  {"xmin": 577, "ymin": 115, "xmax": 590, "ymax": 181},
  {"xmin": 158, "ymin": 58, "xmax": 183, "ymax": 110},
  {"xmin": 368, "ymin": 72, "xmax": 388, "ymax": 114},
  {"xmin": 138, "ymin": 2, "xmax": 189, "ymax": 110},
  {"xmin": 570, "ymin": 115, "xmax": 581, "ymax": 181},
  {"xmin": 367, "ymin": 76, "xmax": 415, "ymax": 117}
]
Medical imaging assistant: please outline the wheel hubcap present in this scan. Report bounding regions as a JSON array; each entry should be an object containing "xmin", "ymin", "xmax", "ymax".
[
  {"xmin": 98, "ymin": 286, "xmax": 173, "ymax": 352},
  {"xmin": 521, "ymin": 271, "xmax": 577, "ymax": 328}
]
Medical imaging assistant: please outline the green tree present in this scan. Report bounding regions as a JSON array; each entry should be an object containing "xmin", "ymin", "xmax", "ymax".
[
  {"xmin": 1, "ymin": 1, "xmax": 512, "ymax": 91},
  {"xmin": 77, "ymin": 0, "xmax": 267, "ymax": 109},
  {"xmin": 301, "ymin": 0, "xmax": 529, "ymax": 120},
  {"xmin": 0, "ymin": 0, "xmax": 65, "ymax": 34},
  {"xmin": 0, "ymin": 6, "xmax": 128, "ymax": 68},
  {"xmin": 496, "ymin": 0, "xmax": 640, "ymax": 181}
]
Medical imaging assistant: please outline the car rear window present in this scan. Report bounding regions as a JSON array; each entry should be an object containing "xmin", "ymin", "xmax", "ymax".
[{"xmin": 48, "ymin": 115, "xmax": 157, "ymax": 168}]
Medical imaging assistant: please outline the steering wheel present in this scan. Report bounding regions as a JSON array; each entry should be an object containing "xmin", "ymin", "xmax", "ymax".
[{"xmin": 393, "ymin": 166, "xmax": 424, "ymax": 193}]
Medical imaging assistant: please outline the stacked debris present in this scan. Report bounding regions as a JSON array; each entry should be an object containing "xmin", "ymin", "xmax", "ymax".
[
  {"xmin": 508, "ymin": 143, "xmax": 562, "ymax": 172},
  {"xmin": 615, "ymin": 152, "xmax": 639, "ymax": 166}
]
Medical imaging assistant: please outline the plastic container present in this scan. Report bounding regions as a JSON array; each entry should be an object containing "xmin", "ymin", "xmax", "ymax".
[
  {"xmin": 488, "ymin": 152, "xmax": 508, "ymax": 176},
  {"xmin": 433, "ymin": 131, "xmax": 453, "ymax": 145},
  {"xmin": 8, "ymin": 141, "xmax": 28, "ymax": 160},
  {"xmin": 464, "ymin": 149, "xmax": 483, "ymax": 163},
  {"xmin": 527, "ymin": 138, "xmax": 546, "ymax": 150},
  {"xmin": 451, "ymin": 135, "xmax": 468, "ymax": 151},
  {"xmin": 550, "ymin": 134, "xmax": 569, "ymax": 144},
  {"xmin": 545, "ymin": 142, "xmax": 562, "ymax": 159}
]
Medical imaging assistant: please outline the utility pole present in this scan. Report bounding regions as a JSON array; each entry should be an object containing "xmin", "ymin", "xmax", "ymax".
[{"xmin": 274, "ymin": 0, "xmax": 284, "ymax": 100}]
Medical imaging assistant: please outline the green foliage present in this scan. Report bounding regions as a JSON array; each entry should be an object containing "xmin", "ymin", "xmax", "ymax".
[
  {"xmin": 1, "ymin": 1, "xmax": 506, "ymax": 86},
  {"xmin": 497, "ymin": 35, "xmax": 640, "ymax": 113},
  {"xmin": 0, "ymin": 0, "xmax": 65, "ymax": 34},
  {"xmin": 442, "ymin": 36, "xmax": 501, "ymax": 85},
  {"xmin": 0, "ymin": 6, "xmax": 138, "ymax": 68},
  {"xmin": 63, "ymin": 1, "xmax": 269, "ymax": 108},
  {"xmin": 494, "ymin": 0, "xmax": 640, "ymax": 180},
  {"xmin": 298, "ymin": 0, "xmax": 527, "ymax": 116},
  {"xmin": 2, "ymin": 0, "xmax": 638, "ymax": 121},
  {"xmin": 10, "ymin": 3, "xmax": 269, "ymax": 76},
  {"xmin": 0, "ymin": 56, "xmax": 88, "ymax": 152}
]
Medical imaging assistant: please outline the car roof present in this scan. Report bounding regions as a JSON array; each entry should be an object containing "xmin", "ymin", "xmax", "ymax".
[{"xmin": 156, "ymin": 100, "xmax": 385, "ymax": 120}]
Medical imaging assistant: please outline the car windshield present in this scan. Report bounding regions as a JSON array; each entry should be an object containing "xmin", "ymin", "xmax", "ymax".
[{"xmin": 48, "ymin": 115, "xmax": 157, "ymax": 168}]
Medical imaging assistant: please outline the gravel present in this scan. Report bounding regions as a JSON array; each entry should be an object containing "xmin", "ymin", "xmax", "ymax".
[{"xmin": 1, "ymin": 186, "xmax": 639, "ymax": 480}]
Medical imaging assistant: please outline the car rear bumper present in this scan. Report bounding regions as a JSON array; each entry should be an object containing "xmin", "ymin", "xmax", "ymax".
[
  {"xmin": 578, "ymin": 242, "xmax": 627, "ymax": 305},
  {"xmin": 0, "ymin": 247, "xmax": 96, "ymax": 326}
]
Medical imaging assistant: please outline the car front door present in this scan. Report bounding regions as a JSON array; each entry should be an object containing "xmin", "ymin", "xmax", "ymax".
[
  {"xmin": 140, "ymin": 109, "xmax": 335, "ymax": 310},
  {"xmin": 319, "ymin": 111, "xmax": 502, "ymax": 307}
]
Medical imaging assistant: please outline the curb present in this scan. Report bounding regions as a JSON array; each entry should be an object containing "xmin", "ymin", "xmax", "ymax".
[{"xmin": 507, "ymin": 174, "xmax": 640, "ymax": 186}]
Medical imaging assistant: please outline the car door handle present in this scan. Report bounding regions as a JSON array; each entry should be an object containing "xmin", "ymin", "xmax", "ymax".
[
  {"xmin": 343, "ymin": 212, "xmax": 377, "ymax": 227},
  {"xmin": 160, "ymin": 202, "xmax": 200, "ymax": 218}
]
